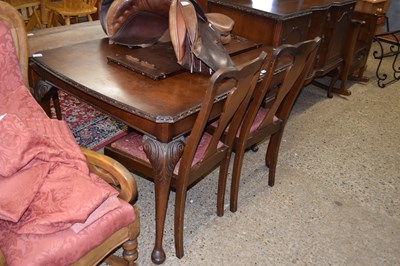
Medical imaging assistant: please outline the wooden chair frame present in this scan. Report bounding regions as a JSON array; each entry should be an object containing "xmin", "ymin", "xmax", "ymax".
[
  {"xmin": 104, "ymin": 52, "xmax": 267, "ymax": 261},
  {"xmin": 228, "ymin": 38, "xmax": 321, "ymax": 212}
]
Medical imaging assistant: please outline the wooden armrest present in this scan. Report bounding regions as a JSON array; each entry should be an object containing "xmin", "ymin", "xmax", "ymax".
[
  {"xmin": 80, "ymin": 147, "xmax": 138, "ymax": 203},
  {"xmin": 0, "ymin": 249, "xmax": 6, "ymax": 266}
]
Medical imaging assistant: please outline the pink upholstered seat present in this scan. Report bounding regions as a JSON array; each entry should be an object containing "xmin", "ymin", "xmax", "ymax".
[
  {"xmin": 0, "ymin": 200, "xmax": 135, "ymax": 266},
  {"xmin": 110, "ymin": 130, "xmax": 224, "ymax": 175}
]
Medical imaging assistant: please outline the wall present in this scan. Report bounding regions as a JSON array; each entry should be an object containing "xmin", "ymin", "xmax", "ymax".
[{"xmin": 386, "ymin": 0, "xmax": 400, "ymax": 31}]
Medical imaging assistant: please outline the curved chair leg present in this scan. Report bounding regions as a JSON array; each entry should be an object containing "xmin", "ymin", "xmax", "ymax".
[
  {"xmin": 174, "ymin": 179, "xmax": 188, "ymax": 259},
  {"xmin": 217, "ymin": 154, "xmax": 231, "ymax": 217},
  {"xmin": 265, "ymin": 128, "xmax": 285, "ymax": 187},
  {"xmin": 230, "ymin": 142, "xmax": 247, "ymax": 213}
]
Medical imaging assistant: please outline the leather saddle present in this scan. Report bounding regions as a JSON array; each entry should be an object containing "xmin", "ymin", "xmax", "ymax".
[
  {"xmin": 99, "ymin": 0, "xmax": 235, "ymax": 74},
  {"xmin": 99, "ymin": 0, "xmax": 171, "ymax": 47}
]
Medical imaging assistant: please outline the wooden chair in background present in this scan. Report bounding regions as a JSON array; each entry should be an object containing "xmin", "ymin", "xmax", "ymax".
[
  {"xmin": 104, "ymin": 52, "xmax": 267, "ymax": 261},
  {"xmin": 226, "ymin": 37, "xmax": 321, "ymax": 213},
  {"xmin": 4, "ymin": 0, "xmax": 43, "ymax": 31},
  {"xmin": 45, "ymin": 0, "xmax": 97, "ymax": 27}
]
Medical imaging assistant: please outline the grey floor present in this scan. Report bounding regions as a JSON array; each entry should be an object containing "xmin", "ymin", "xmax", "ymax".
[{"xmin": 110, "ymin": 44, "xmax": 400, "ymax": 265}]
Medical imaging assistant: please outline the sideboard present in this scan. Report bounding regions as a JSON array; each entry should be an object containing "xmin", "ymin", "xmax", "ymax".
[{"xmin": 207, "ymin": 0, "xmax": 357, "ymax": 97}]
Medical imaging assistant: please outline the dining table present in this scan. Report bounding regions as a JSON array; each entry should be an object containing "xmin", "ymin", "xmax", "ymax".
[{"xmin": 28, "ymin": 21, "xmax": 264, "ymax": 264}]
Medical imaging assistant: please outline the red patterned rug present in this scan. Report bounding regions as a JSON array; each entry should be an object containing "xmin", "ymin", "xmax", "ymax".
[{"xmin": 51, "ymin": 91, "xmax": 128, "ymax": 150}]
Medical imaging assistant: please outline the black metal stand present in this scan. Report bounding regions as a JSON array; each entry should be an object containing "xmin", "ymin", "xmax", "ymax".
[{"xmin": 372, "ymin": 30, "xmax": 400, "ymax": 88}]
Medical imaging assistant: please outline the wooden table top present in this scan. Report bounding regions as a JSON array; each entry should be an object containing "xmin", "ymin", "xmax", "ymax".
[
  {"xmin": 30, "ymin": 32, "xmax": 264, "ymax": 142},
  {"xmin": 28, "ymin": 21, "xmax": 105, "ymax": 56},
  {"xmin": 209, "ymin": 0, "xmax": 356, "ymax": 19}
]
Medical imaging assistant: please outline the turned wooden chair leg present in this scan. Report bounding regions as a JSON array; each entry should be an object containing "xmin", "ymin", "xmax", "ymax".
[
  {"xmin": 47, "ymin": 11, "xmax": 54, "ymax": 27},
  {"xmin": 122, "ymin": 239, "xmax": 138, "ymax": 266},
  {"xmin": 65, "ymin": 15, "xmax": 71, "ymax": 25}
]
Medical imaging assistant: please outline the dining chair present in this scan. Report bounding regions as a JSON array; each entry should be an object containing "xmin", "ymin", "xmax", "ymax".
[
  {"xmin": 45, "ymin": 0, "xmax": 97, "ymax": 27},
  {"xmin": 5, "ymin": 0, "xmax": 43, "ymax": 31},
  {"xmin": 104, "ymin": 51, "xmax": 267, "ymax": 259},
  {"xmin": 227, "ymin": 37, "xmax": 321, "ymax": 212}
]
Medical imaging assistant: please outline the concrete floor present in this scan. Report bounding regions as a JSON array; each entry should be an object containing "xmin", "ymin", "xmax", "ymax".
[{"xmin": 111, "ymin": 44, "xmax": 400, "ymax": 265}]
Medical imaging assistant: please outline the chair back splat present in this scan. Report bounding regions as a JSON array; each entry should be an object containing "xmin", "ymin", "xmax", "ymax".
[
  {"xmin": 45, "ymin": 0, "xmax": 98, "ymax": 27},
  {"xmin": 229, "ymin": 37, "xmax": 321, "ymax": 213},
  {"xmin": 104, "ymin": 51, "xmax": 267, "ymax": 260},
  {"xmin": 4, "ymin": 0, "xmax": 43, "ymax": 32}
]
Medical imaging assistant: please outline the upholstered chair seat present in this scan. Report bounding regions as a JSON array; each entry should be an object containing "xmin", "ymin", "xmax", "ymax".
[
  {"xmin": 0, "ymin": 200, "xmax": 136, "ymax": 265},
  {"xmin": 109, "ymin": 130, "xmax": 225, "ymax": 177}
]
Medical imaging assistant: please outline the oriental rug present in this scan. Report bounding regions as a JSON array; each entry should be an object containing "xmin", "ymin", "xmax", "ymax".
[{"xmin": 51, "ymin": 91, "xmax": 128, "ymax": 150}]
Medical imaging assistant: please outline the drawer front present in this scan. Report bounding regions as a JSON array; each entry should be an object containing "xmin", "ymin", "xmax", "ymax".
[
  {"xmin": 280, "ymin": 15, "xmax": 311, "ymax": 45},
  {"xmin": 315, "ymin": 4, "xmax": 355, "ymax": 68}
]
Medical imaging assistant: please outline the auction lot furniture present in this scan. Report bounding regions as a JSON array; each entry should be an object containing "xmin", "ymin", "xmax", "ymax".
[
  {"xmin": 104, "ymin": 52, "xmax": 266, "ymax": 260},
  {"xmin": 355, "ymin": 0, "xmax": 389, "ymax": 34},
  {"xmin": 28, "ymin": 20, "xmax": 104, "ymax": 55},
  {"xmin": 372, "ymin": 30, "xmax": 400, "ymax": 87},
  {"xmin": 28, "ymin": 27, "xmax": 265, "ymax": 263},
  {"xmin": 4, "ymin": 0, "xmax": 43, "ymax": 31},
  {"xmin": 45, "ymin": 0, "xmax": 97, "ymax": 27},
  {"xmin": 0, "ymin": 2, "xmax": 140, "ymax": 265},
  {"xmin": 207, "ymin": 0, "xmax": 357, "ymax": 97},
  {"xmin": 225, "ymin": 38, "xmax": 321, "ymax": 213}
]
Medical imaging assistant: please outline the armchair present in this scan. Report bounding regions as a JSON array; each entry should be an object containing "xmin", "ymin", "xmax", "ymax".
[{"xmin": 0, "ymin": 2, "xmax": 140, "ymax": 265}]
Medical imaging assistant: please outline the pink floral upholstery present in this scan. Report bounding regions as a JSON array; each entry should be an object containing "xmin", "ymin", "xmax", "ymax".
[
  {"xmin": 250, "ymin": 107, "xmax": 281, "ymax": 133},
  {"xmin": 0, "ymin": 85, "xmax": 48, "ymax": 120},
  {"xmin": 0, "ymin": 199, "xmax": 135, "ymax": 266},
  {"xmin": 0, "ymin": 21, "xmax": 25, "ymax": 94},
  {"xmin": 211, "ymin": 107, "xmax": 280, "ymax": 137},
  {"xmin": 110, "ymin": 130, "xmax": 224, "ymax": 175},
  {"xmin": 0, "ymin": 17, "xmax": 137, "ymax": 266},
  {"xmin": 0, "ymin": 114, "xmax": 137, "ymax": 265}
]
